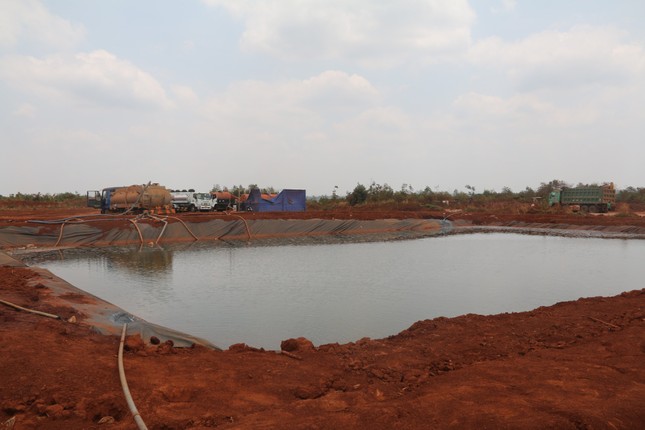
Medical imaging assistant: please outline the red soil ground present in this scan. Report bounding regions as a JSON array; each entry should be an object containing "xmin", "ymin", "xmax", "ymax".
[{"xmin": 1, "ymin": 206, "xmax": 645, "ymax": 429}]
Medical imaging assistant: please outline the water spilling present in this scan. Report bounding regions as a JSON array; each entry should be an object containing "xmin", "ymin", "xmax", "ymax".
[{"xmin": 27, "ymin": 233, "xmax": 644, "ymax": 349}]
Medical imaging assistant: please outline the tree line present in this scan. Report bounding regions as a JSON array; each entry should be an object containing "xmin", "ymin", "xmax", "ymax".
[
  {"xmin": 0, "ymin": 192, "xmax": 82, "ymax": 202},
  {"xmin": 3, "ymin": 180, "xmax": 645, "ymax": 208},
  {"xmin": 324, "ymin": 180, "xmax": 645, "ymax": 207},
  {"xmin": 211, "ymin": 184, "xmax": 277, "ymax": 195}
]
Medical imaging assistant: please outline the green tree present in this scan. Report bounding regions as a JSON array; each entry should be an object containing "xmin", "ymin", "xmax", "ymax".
[
  {"xmin": 536, "ymin": 180, "xmax": 568, "ymax": 197},
  {"xmin": 347, "ymin": 183, "xmax": 368, "ymax": 206},
  {"xmin": 366, "ymin": 182, "xmax": 394, "ymax": 202},
  {"xmin": 229, "ymin": 185, "xmax": 246, "ymax": 196}
]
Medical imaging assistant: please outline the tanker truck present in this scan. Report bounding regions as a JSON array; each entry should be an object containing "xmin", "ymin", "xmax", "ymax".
[
  {"xmin": 170, "ymin": 189, "xmax": 197, "ymax": 212},
  {"xmin": 86, "ymin": 183, "xmax": 172, "ymax": 214},
  {"xmin": 548, "ymin": 183, "xmax": 615, "ymax": 213},
  {"xmin": 169, "ymin": 190, "xmax": 215, "ymax": 212}
]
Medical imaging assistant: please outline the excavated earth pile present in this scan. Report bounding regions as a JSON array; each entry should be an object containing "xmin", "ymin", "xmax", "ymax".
[{"xmin": 1, "ymin": 209, "xmax": 645, "ymax": 429}]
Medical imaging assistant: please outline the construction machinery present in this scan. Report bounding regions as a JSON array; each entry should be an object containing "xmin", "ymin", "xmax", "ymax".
[{"xmin": 548, "ymin": 183, "xmax": 615, "ymax": 213}]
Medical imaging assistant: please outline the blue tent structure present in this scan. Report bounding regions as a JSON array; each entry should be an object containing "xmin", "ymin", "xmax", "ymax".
[{"xmin": 243, "ymin": 189, "xmax": 306, "ymax": 212}]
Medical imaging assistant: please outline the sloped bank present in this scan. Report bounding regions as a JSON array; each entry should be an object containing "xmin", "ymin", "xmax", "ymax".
[
  {"xmin": 464, "ymin": 219, "xmax": 645, "ymax": 238},
  {"xmin": 0, "ymin": 217, "xmax": 447, "ymax": 249},
  {"xmin": 0, "ymin": 251, "xmax": 218, "ymax": 349}
]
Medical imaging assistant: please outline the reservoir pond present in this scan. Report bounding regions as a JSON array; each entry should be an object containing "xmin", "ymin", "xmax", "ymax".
[{"xmin": 29, "ymin": 233, "xmax": 644, "ymax": 350}]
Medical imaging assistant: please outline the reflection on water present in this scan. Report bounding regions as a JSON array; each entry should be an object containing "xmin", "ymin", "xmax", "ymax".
[
  {"xmin": 119, "ymin": 248, "xmax": 172, "ymax": 275},
  {"xmin": 30, "ymin": 234, "xmax": 645, "ymax": 350},
  {"xmin": 29, "ymin": 246, "xmax": 174, "ymax": 278},
  {"xmin": 105, "ymin": 247, "xmax": 174, "ymax": 278}
]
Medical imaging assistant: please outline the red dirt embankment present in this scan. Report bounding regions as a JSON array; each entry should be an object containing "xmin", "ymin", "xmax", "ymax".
[
  {"xmin": 2, "ymin": 204, "xmax": 645, "ymax": 227},
  {"xmin": 1, "ymin": 207, "xmax": 645, "ymax": 429}
]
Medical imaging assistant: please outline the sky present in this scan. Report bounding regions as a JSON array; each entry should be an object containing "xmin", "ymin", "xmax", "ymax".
[{"xmin": 1, "ymin": 0, "xmax": 644, "ymax": 197}]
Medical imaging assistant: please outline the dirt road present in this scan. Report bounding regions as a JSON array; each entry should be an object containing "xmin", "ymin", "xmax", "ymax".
[{"xmin": 1, "ymin": 207, "xmax": 644, "ymax": 429}]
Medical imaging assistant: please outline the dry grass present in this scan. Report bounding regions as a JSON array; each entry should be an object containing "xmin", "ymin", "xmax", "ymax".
[{"xmin": 616, "ymin": 202, "xmax": 631, "ymax": 213}]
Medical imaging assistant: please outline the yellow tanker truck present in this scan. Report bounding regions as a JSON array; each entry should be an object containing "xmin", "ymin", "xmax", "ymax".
[{"xmin": 86, "ymin": 183, "xmax": 172, "ymax": 214}]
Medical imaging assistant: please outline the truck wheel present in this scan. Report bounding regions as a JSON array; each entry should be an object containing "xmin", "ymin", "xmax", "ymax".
[{"xmin": 189, "ymin": 204, "xmax": 196, "ymax": 212}]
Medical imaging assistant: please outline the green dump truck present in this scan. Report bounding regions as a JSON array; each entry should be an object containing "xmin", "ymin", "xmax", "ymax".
[{"xmin": 548, "ymin": 184, "xmax": 615, "ymax": 213}]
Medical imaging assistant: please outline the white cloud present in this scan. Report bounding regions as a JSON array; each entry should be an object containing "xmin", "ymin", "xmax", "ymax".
[
  {"xmin": 300, "ymin": 70, "xmax": 379, "ymax": 112},
  {"xmin": 0, "ymin": 50, "xmax": 173, "ymax": 109},
  {"xmin": 452, "ymin": 92, "xmax": 600, "ymax": 128},
  {"xmin": 462, "ymin": 25, "xmax": 645, "ymax": 138},
  {"xmin": 446, "ymin": 24, "xmax": 645, "ymax": 188},
  {"xmin": 172, "ymin": 85, "xmax": 199, "ymax": 104},
  {"xmin": 202, "ymin": 70, "xmax": 380, "ymax": 129},
  {"xmin": 329, "ymin": 105, "xmax": 417, "ymax": 164},
  {"xmin": 0, "ymin": 0, "xmax": 84, "ymax": 49},
  {"xmin": 470, "ymin": 26, "xmax": 645, "ymax": 91},
  {"xmin": 183, "ymin": 40, "xmax": 196, "ymax": 51},
  {"xmin": 203, "ymin": 0, "xmax": 475, "ymax": 66},
  {"xmin": 491, "ymin": 0, "xmax": 516, "ymax": 14},
  {"xmin": 192, "ymin": 70, "xmax": 401, "ymax": 181},
  {"xmin": 502, "ymin": 0, "xmax": 517, "ymax": 11},
  {"xmin": 13, "ymin": 103, "xmax": 36, "ymax": 117}
]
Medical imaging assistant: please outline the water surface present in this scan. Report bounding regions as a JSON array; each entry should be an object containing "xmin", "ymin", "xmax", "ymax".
[{"xmin": 31, "ymin": 234, "xmax": 644, "ymax": 349}]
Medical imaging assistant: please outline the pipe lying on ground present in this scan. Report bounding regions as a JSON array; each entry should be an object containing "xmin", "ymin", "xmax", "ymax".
[
  {"xmin": 118, "ymin": 323, "xmax": 149, "ymax": 430},
  {"xmin": 0, "ymin": 298, "xmax": 61, "ymax": 320}
]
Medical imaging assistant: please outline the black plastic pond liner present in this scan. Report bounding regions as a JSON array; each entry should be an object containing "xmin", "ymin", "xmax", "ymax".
[{"xmin": 0, "ymin": 218, "xmax": 447, "ymax": 249}]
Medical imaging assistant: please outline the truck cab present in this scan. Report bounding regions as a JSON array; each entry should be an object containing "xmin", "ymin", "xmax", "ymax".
[
  {"xmin": 194, "ymin": 193, "xmax": 216, "ymax": 211},
  {"xmin": 548, "ymin": 190, "xmax": 561, "ymax": 207},
  {"xmin": 86, "ymin": 188, "xmax": 116, "ymax": 214}
]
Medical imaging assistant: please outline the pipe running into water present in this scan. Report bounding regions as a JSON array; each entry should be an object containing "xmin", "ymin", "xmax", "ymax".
[
  {"xmin": 118, "ymin": 323, "xmax": 148, "ymax": 430},
  {"xmin": 227, "ymin": 213, "xmax": 252, "ymax": 241},
  {"xmin": 55, "ymin": 220, "xmax": 67, "ymax": 247},
  {"xmin": 129, "ymin": 219, "xmax": 145, "ymax": 244},
  {"xmin": 166, "ymin": 216, "xmax": 199, "ymax": 241}
]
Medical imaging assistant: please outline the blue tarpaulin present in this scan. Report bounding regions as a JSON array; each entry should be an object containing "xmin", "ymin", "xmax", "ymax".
[{"xmin": 244, "ymin": 189, "xmax": 306, "ymax": 212}]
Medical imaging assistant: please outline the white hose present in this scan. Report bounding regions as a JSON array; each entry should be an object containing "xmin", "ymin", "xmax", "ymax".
[{"xmin": 118, "ymin": 323, "xmax": 148, "ymax": 430}]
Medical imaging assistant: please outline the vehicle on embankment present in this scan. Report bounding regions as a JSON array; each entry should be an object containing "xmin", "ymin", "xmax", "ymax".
[
  {"xmin": 211, "ymin": 191, "xmax": 237, "ymax": 211},
  {"xmin": 87, "ymin": 184, "xmax": 306, "ymax": 214},
  {"xmin": 170, "ymin": 189, "xmax": 197, "ymax": 212},
  {"xmin": 194, "ymin": 192, "xmax": 217, "ymax": 211},
  {"xmin": 548, "ymin": 183, "xmax": 616, "ymax": 213},
  {"xmin": 171, "ymin": 190, "xmax": 217, "ymax": 212},
  {"xmin": 87, "ymin": 183, "xmax": 172, "ymax": 214}
]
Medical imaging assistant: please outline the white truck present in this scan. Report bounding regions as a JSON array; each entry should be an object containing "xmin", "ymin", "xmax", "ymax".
[
  {"xmin": 170, "ymin": 190, "xmax": 198, "ymax": 212},
  {"xmin": 171, "ymin": 190, "xmax": 217, "ymax": 212},
  {"xmin": 193, "ymin": 193, "xmax": 216, "ymax": 211}
]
